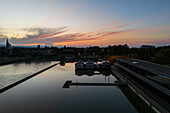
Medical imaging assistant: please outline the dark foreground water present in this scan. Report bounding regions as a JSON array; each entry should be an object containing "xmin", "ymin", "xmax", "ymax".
[{"xmin": 0, "ymin": 63, "xmax": 154, "ymax": 113}]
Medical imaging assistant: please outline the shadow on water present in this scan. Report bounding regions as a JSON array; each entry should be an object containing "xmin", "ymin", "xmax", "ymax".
[
  {"xmin": 74, "ymin": 69, "xmax": 155, "ymax": 113},
  {"xmin": 111, "ymin": 72, "xmax": 155, "ymax": 113},
  {"xmin": 119, "ymin": 86, "xmax": 155, "ymax": 113}
]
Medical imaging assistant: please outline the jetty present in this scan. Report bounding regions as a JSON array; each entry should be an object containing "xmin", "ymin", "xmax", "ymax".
[{"xmin": 62, "ymin": 80, "xmax": 127, "ymax": 88}]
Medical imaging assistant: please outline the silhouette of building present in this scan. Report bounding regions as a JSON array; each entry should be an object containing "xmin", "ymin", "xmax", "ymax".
[
  {"xmin": 6, "ymin": 39, "xmax": 11, "ymax": 49},
  {"xmin": 141, "ymin": 45, "xmax": 156, "ymax": 49}
]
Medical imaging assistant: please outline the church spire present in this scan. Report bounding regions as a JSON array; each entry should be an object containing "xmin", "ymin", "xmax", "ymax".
[{"xmin": 6, "ymin": 38, "xmax": 11, "ymax": 49}]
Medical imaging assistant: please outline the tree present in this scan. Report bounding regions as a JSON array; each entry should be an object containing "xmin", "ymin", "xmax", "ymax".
[
  {"xmin": 152, "ymin": 48, "xmax": 170, "ymax": 64},
  {"xmin": 37, "ymin": 45, "xmax": 40, "ymax": 49}
]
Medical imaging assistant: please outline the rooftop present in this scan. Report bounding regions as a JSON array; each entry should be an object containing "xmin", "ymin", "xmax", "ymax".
[{"xmin": 117, "ymin": 58, "xmax": 170, "ymax": 78}]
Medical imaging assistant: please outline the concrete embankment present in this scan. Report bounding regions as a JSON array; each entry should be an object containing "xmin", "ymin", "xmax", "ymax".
[
  {"xmin": 111, "ymin": 67, "xmax": 169, "ymax": 113},
  {"xmin": 0, "ymin": 63, "xmax": 58, "ymax": 94}
]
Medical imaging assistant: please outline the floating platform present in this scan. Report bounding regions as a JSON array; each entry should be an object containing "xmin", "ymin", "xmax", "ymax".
[
  {"xmin": 62, "ymin": 80, "xmax": 72, "ymax": 88},
  {"xmin": 62, "ymin": 80, "xmax": 127, "ymax": 88}
]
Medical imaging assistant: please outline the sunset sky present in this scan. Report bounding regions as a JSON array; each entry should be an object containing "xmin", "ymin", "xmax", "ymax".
[{"xmin": 0, "ymin": 0, "xmax": 170, "ymax": 47}]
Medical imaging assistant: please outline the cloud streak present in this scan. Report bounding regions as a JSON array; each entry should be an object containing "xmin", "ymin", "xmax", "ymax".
[
  {"xmin": 1, "ymin": 23, "xmax": 169, "ymax": 46},
  {"xmin": 29, "ymin": 0, "xmax": 80, "ymax": 31},
  {"xmin": 110, "ymin": 10, "xmax": 169, "ymax": 30},
  {"xmin": 0, "ymin": 9, "xmax": 169, "ymax": 47}
]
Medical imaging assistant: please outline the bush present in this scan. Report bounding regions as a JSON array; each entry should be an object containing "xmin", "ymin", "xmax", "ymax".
[
  {"xmin": 107, "ymin": 56, "xmax": 117, "ymax": 64},
  {"xmin": 152, "ymin": 48, "xmax": 170, "ymax": 64}
]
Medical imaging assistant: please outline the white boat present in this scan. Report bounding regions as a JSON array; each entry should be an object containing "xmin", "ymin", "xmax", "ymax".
[
  {"xmin": 98, "ymin": 61, "xmax": 111, "ymax": 69},
  {"xmin": 85, "ymin": 60, "xmax": 94, "ymax": 69},
  {"xmin": 75, "ymin": 60, "xmax": 85, "ymax": 69}
]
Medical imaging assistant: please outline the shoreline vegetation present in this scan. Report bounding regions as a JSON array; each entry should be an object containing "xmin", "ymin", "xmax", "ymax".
[{"xmin": 0, "ymin": 44, "xmax": 170, "ymax": 66}]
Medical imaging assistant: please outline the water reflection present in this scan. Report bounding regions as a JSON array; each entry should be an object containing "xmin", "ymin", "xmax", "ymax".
[
  {"xmin": 0, "ymin": 61, "xmax": 56, "ymax": 89},
  {"xmin": 0, "ymin": 63, "xmax": 155, "ymax": 113},
  {"xmin": 75, "ymin": 70, "xmax": 94, "ymax": 76},
  {"xmin": 119, "ymin": 86, "xmax": 155, "ymax": 113},
  {"xmin": 75, "ymin": 70, "xmax": 111, "ymax": 76},
  {"xmin": 75, "ymin": 69, "xmax": 112, "ymax": 83}
]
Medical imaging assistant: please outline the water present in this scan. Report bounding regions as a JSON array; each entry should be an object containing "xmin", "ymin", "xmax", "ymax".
[
  {"xmin": 0, "ymin": 63, "xmax": 154, "ymax": 113},
  {"xmin": 0, "ymin": 61, "xmax": 56, "ymax": 89}
]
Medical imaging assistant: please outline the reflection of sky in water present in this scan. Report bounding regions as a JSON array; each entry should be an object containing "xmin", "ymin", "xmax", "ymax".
[
  {"xmin": 0, "ymin": 61, "xmax": 57, "ymax": 89},
  {"xmin": 0, "ymin": 63, "xmax": 140, "ymax": 113}
]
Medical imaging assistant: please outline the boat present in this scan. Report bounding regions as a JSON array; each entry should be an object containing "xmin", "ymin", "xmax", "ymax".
[
  {"xmin": 75, "ymin": 60, "xmax": 84, "ymax": 69},
  {"xmin": 98, "ymin": 61, "xmax": 111, "ymax": 69},
  {"xmin": 85, "ymin": 60, "xmax": 95, "ymax": 69},
  {"xmin": 59, "ymin": 61, "xmax": 65, "ymax": 66}
]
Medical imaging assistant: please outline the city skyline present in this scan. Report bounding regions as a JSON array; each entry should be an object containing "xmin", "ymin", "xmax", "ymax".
[{"xmin": 0, "ymin": 0, "xmax": 170, "ymax": 47}]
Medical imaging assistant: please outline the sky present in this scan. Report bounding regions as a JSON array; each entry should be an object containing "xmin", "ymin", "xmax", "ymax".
[{"xmin": 0, "ymin": 0, "xmax": 170, "ymax": 47}]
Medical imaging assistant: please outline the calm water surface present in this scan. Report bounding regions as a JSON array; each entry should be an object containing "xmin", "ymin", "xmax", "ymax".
[
  {"xmin": 0, "ymin": 61, "xmax": 56, "ymax": 89},
  {"xmin": 0, "ymin": 63, "xmax": 154, "ymax": 113}
]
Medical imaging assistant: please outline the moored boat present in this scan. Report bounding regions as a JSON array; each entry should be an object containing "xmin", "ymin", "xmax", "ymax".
[
  {"xmin": 75, "ymin": 60, "xmax": 85, "ymax": 69},
  {"xmin": 98, "ymin": 61, "xmax": 111, "ymax": 69},
  {"xmin": 85, "ymin": 60, "xmax": 95, "ymax": 69}
]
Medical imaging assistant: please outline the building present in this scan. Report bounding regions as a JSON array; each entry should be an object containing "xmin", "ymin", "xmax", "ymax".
[
  {"xmin": 115, "ymin": 58, "xmax": 170, "ymax": 101},
  {"xmin": 6, "ymin": 39, "xmax": 12, "ymax": 49},
  {"xmin": 6, "ymin": 39, "xmax": 12, "ymax": 55},
  {"xmin": 20, "ymin": 48, "xmax": 54, "ymax": 56},
  {"xmin": 141, "ymin": 45, "xmax": 156, "ymax": 49}
]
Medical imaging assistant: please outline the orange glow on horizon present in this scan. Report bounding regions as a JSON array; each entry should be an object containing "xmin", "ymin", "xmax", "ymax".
[{"xmin": 13, "ymin": 43, "xmax": 45, "ymax": 46}]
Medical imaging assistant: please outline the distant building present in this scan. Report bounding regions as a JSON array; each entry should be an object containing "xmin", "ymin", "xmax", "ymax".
[
  {"xmin": 141, "ymin": 45, "xmax": 156, "ymax": 49},
  {"xmin": 0, "ymin": 47, "xmax": 8, "ymax": 56},
  {"xmin": 6, "ymin": 39, "xmax": 12, "ymax": 49},
  {"xmin": 20, "ymin": 48, "xmax": 53, "ymax": 56},
  {"xmin": 5, "ymin": 39, "xmax": 12, "ymax": 55}
]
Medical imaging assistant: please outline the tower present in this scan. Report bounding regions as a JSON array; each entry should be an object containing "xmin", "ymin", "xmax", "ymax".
[{"xmin": 6, "ymin": 38, "xmax": 11, "ymax": 49}]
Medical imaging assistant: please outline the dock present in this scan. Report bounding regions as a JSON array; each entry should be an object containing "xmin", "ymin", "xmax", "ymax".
[
  {"xmin": 62, "ymin": 80, "xmax": 72, "ymax": 88},
  {"xmin": 62, "ymin": 80, "xmax": 127, "ymax": 88}
]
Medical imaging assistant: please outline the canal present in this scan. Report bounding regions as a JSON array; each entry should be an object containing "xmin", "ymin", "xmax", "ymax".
[{"xmin": 0, "ymin": 62, "xmax": 155, "ymax": 113}]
